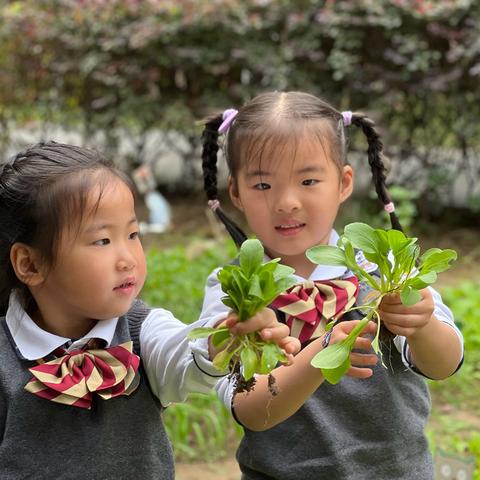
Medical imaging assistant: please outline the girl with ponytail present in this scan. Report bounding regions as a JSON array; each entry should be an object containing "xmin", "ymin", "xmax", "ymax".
[{"xmin": 199, "ymin": 91, "xmax": 463, "ymax": 480}]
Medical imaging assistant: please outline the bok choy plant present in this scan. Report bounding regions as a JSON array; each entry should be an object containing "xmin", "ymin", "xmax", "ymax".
[
  {"xmin": 306, "ymin": 222, "xmax": 457, "ymax": 385},
  {"xmin": 188, "ymin": 238, "xmax": 297, "ymax": 392}
]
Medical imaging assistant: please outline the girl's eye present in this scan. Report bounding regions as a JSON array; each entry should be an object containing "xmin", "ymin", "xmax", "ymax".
[
  {"xmin": 253, "ymin": 182, "xmax": 271, "ymax": 191},
  {"xmin": 94, "ymin": 238, "xmax": 110, "ymax": 246},
  {"xmin": 129, "ymin": 231, "xmax": 140, "ymax": 240},
  {"xmin": 302, "ymin": 179, "xmax": 319, "ymax": 186}
]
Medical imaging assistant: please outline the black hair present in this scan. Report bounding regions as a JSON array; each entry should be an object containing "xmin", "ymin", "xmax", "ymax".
[
  {"xmin": 201, "ymin": 91, "xmax": 402, "ymax": 248},
  {"xmin": 0, "ymin": 141, "xmax": 133, "ymax": 314}
]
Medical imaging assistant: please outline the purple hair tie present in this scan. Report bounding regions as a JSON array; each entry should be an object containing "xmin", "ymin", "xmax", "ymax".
[
  {"xmin": 384, "ymin": 202, "xmax": 395, "ymax": 214},
  {"xmin": 218, "ymin": 108, "xmax": 238, "ymax": 134},
  {"xmin": 208, "ymin": 199, "xmax": 221, "ymax": 212},
  {"xmin": 341, "ymin": 111, "xmax": 353, "ymax": 127}
]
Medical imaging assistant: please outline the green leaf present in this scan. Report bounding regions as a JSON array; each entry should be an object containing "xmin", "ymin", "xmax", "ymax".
[
  {"xmin": 259, "ymin": 343, "xmax": 281, "ymax": 374},
  {"xmin": 400, "ymin": 286, "xmax": 422, "ymax": 306},
  {"xmin": 343, "ymin": 223, "xmax": 379, "ymax": 253},
  {"xmin": 306, "ymin": 245, "xmax": 346, "ymax": 266},
  {"xmin": 248, "ymin": 275, "xmax": 264, "ymax": 299},
  {"xmin": 373, "ymin": 228, "xmax": 391, "ymax": 254},
  {"xmin": 407, "ymin": 271, "xmax": 438, "ymax": 290},
  {"xmin": 272, "ymin": 276, "xmax": 297, "ymax": 297},
  {"xmin": 240, "ymin": 346, "xmax": 258, "ymax": 380},
  {"xmin": 261, "ymin": 261, "xmax": 278, "ymax": 274},
  {"xmin": 392, "ymin": 242, "xmax": 420, "ymax": 283},
  {"xmin": 217, "ymin": 265, "xmax": 234, "ymax": 285},
  {"xmin": 231, "ymin": 269, "xmax": 249, "ymax": 297},
  {"xmin": 371, "ymin": 334, "xmax": 380, "ymax": 355},
  {"xmin": 419, "ymin": 249, "xmax": 457, "ymax": 273},
  {"xmin": 310, "ymin": 341, "xmax": 351, "ymax": 369},
  {"xmin": 321, "ymin": 358, "xmax": 352, "ymax": 385},
  {"xmin": 212, "ymin": 347, "xmax": 235, "ymax": 371},
  {"xmin": 187, "ymin": 327, "xmax": 222, "ymax": 339},
  {"xmin": 343, "ymin": 240, "xmax": 358, "ymax": 271},
  {"xmin": 387, "ymin": 229, "xmax": 412, "ymax": 254},
  {"xmin": 239, "ymin": 238, "xmax": 264, "ymax": 277},
  {"xmin": 211, "ymin": 328, "xmax": 231, "ymax": 348},
  {"xmin": 272, "ymin": 262, "xmax": 295, "ymax": 281}
]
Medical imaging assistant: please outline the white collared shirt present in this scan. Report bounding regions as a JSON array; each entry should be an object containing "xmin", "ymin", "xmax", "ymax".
[{"xmin": 5, "ymin": 291, "xmax": 226, "ymax": 407}]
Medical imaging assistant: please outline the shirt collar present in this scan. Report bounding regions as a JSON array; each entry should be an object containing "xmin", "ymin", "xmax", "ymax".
[{"xmin": 5, "ymin": 291, "xmax": 119, "ymax": 360}]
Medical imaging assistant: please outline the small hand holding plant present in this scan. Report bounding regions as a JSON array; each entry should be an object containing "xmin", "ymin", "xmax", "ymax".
[
  {"xmin": 188, "ymin": 239, "xmax": 297, "ymax": 392},
  {"xmin": 306, "ymin": 222, "xmax": 457, "ymax": 385}
]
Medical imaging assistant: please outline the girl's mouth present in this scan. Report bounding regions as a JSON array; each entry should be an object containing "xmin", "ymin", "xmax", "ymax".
[
  {"xmin": 275, "ymin": 223, "xmax": 306, "ymax": 236},
  {"xmin": 114, "ymin": 279, "xmax": 136, "ymax": 294}
]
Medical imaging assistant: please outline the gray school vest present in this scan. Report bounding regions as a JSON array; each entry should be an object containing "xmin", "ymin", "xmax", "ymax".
[
  {"xmin": 0, "ymin": 300, "xmax": 175, "ymax": 480},
  {"xmin": 237, "ymin": 278, "xmax": 434, "ymax": 480}
]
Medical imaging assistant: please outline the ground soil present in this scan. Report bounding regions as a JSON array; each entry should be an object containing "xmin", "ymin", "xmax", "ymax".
[{"xmin": 146, "ymin": 193, "xmax": 480, "ymax": 480}]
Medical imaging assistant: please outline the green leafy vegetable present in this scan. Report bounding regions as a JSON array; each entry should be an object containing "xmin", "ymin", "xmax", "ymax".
[
  {"xmin": 306, "ymin": 222, "xmax": 457, "ymax": 384},
  {"xmin": 188, "ymin": 239, "xmax": 297, "ymax": 390}
]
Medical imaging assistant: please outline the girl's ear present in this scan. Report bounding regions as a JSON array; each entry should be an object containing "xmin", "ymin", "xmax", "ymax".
[
  {"xmin": 339, "ymin": 165, "xmax": 354, "ymax": 203},
  {"xmin": 10, "ymin": 243, "xmax": 46, "ymax": 287},
  {"xmin": 228, "ymin": 177, "xmax": 244, "ymax": 211}
]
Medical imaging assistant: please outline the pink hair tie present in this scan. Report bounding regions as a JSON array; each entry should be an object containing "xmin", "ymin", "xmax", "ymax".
[
  {"xmin": 208, "ymin": 199, "xmax": 220, "ymax": 211},
  {"xmin": 218, "ymin": 108, "xmax": 238, "ymax": 134},
  {"xmin": 384, "ymin": 202, "xmax": 395, "ymax": 213},
  {"xmin": 341, "ymin": 111, "xmax": 353, "ymax": 127}
]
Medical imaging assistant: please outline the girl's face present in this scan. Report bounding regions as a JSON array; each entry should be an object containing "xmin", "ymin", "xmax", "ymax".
[
  {"xmin": 229, "ymin": 135, "xmax": 353, "ymax": 278},
  {"xmin": 29, "ymin": 176, "xmax": 147, "ymax": 338}
]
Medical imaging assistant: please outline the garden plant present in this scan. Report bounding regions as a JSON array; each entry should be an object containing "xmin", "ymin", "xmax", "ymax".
[{"xmin": 306, "ymin": 222, "xmax": 457, "ymax": 383}]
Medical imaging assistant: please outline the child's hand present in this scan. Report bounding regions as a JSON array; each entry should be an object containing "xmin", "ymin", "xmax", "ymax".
[
  {"xmin": 321, "ymin": 320, "xmax": 378, "ymax": 379},
  {"xmin": 226, "ymin": 308, "xmax": 301, "ymax": 360},
  {"xmin": 379, "ymin": 289, "xmax": 434, "ymax": 339}
]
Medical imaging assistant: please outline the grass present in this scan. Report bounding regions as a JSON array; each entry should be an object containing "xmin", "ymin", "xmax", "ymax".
[
  {"xmin": 140, "ymin": 234, "xmax": 480, "ymax": 475},
  {"xmin": 427, "ymin": 281, "xmax": 480, "ymax": 478}
]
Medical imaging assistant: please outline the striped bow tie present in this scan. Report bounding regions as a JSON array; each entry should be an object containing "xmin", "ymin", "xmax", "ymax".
[
  {"xmin": 271, "ymin": 276, "xmax": 359, "ymax": 344},
  {"xmin": 25, "ymin": 341, "xmax": 140, "ymax": 409}
]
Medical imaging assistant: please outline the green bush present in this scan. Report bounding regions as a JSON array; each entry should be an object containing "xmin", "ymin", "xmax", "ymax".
[{"xmin": 2, "ymin": 0, "xmax": 480, "ymax": 208}]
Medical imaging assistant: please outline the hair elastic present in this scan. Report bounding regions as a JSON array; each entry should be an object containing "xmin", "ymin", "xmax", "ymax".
[
  {"xmin": 322, "ymin": 329, "xmax": 333, "ymax": 349},
  {"xmin": 207, "ymin": 199, "xmax": 220, "ymax": 211},
  {"xmin": 341, "ymin": 111, "xmax": 353, "ymax": 127},
  {"xmin": 218, "ymin": 108, "xmax": 238, "ymax": 134},
  {"xmin": 384, "ymin": 202, "xmax": 395, "ymax": 213}
]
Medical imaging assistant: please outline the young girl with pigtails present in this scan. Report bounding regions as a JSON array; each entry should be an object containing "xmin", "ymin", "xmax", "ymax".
[
  {"xmin": 199, "ymin": 91, "xmax": 464, "ymax": 479},
  {"xmin": 0, "ymin": 141, "xmax": 299, "ymax": 479}
]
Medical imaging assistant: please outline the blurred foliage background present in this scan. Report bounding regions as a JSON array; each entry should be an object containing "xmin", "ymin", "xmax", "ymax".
[
  {"xmin": 1, "ymin": 0, "xmax": 479, "ymax": 476},
  {"xmin": 1, "ymin": 0, "xmax": 480, "ymax": 216}
]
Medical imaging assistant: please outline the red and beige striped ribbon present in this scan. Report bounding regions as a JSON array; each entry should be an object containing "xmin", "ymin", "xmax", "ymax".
[
  {"xmin": 25, "ymin": 341, "xmax": 140, "ymax": 409},
  {"xmin": 271, "ymin": 276, "xmax": 359, "ymax": 344}
]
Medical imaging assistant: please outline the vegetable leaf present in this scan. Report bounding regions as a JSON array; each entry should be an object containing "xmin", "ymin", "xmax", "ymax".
[
  {"xmin": 188, "ymin": 238, "xmax": 297, "ymax": 384},
  {"xmin": 307, "ymin": 223, "xmax": 458, "ymax": 384}
]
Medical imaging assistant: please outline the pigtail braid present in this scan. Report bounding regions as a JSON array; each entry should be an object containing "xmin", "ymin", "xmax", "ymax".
[
  {"xmin": 201, "ymin": 115, "xmax": 247, "ymax": 248},
  {"xmin": 202, "ymin": 115, "xmax": 223, "ymax": 202},
  {"xmin": 351, "ymin": 114, "xmax": 403, "ymax": 232}
]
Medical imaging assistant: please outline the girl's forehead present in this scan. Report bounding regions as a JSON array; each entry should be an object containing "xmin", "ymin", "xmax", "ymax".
[
  {"xmin": 68, "ymin": 176, "xmax": 134, "ymax": 231},
  {"xmin": 86, "ymin": 179, "xmax": 134, "ymax": 213},
  {"xmin": 240, "ymin": 134, "xmax": 332, "ymax": 173}
]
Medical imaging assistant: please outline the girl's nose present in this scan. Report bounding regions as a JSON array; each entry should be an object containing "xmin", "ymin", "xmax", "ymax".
[
  {"xmin": 116, "ymin": 249, "xmax": 137, "ymax": 271},
  {"xmin": 275, "ymin": 189, "xmax": 301, "ymax": 213}
]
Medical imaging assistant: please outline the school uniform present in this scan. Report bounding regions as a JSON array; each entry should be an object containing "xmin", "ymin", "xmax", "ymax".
[
  {"xmin": 199, "ymin": 230, "xmax": 464, "ymax": 480},
  {"xmin": 0, "ymin": 293, "xmax": 225, "ymax": 480}
]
